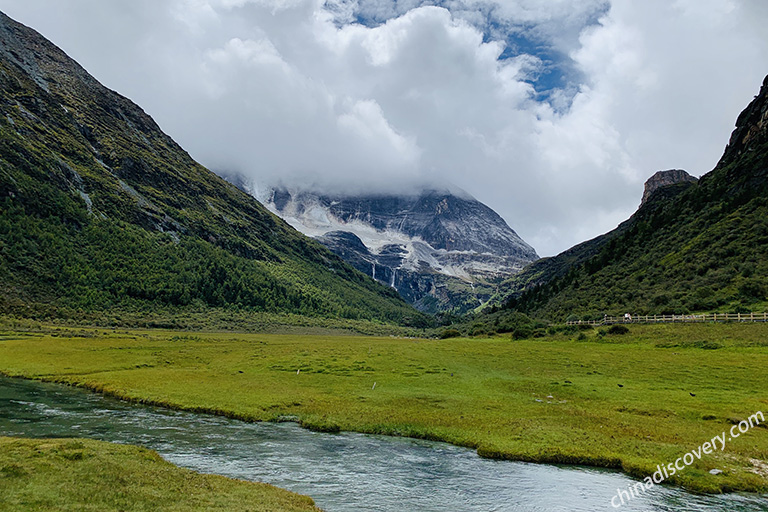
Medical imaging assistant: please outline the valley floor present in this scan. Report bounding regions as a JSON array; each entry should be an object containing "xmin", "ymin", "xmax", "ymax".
[{"xmin": 1, "ymin": 323, "xmax": 767, "ymax": 496}]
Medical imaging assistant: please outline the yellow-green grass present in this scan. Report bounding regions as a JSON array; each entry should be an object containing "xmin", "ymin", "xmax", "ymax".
[
  {"xmin": 0, "ymin": 311, "xmax": 425, "ymax": 338},
  {"xmin": 0, "ymin": 437, "xmax": 320, "ymax": 512},
  {"xmin": 1, "ymin": 323, "xmax": 767, "ymax": 494}
]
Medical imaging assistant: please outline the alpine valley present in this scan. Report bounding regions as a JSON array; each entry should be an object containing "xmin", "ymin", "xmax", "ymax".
[{"xmin": 1, "ymin": 7, "xmax": 768, "ymax": 508}]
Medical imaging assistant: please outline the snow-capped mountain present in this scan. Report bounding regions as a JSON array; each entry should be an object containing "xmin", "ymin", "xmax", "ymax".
[{"xmin": 259, "ymin": 185, "xmax": 538, "ymax": 314}]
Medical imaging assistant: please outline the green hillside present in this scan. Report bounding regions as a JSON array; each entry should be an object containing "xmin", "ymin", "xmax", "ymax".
[
  {"xmin": 495, "ymin": 74, "xmax": 768, "ymax": 322},
  {"xmin": 0, "ymin": 12, "xmax": 428, "ymax": 328}
]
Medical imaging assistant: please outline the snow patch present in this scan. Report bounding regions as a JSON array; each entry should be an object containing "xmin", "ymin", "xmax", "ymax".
[{"xmin": 263, "ymin": 192, "xmax": 526, "ymax": 282}]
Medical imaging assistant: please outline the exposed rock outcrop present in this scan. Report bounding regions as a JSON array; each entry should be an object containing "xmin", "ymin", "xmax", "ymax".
[
  {"xmin": 261, "ymin": 186, "xmax": 539, "ymax": 313},
  {"xmin": 641, "ymin": 169, "xmax": 698, "ymax": 206},
  {"xmin": 719, "ymin": 75, "xmax": 768, "ymax": 167}
]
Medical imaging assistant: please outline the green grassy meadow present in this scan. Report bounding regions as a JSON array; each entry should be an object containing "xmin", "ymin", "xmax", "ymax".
[
  {"xmin": 0, "ymin": 437, "xmax": 320, "ymax": 512},
  {"xmin": 1, "ymin": 323, "xmax": 767, "ymax": 494}
]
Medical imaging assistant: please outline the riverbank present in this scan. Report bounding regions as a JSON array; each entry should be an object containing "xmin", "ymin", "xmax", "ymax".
[
  {"xmin": 1, "ymin": 323, "xmax": 767, "ymax": 494},
  {"xmin": 0, "ymin": 437, "xmax": 321, "ymax": 511}
]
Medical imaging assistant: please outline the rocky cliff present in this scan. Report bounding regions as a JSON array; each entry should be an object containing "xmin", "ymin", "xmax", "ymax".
[
  {"xmin": 640, "ymin": 169, "xmax": 698, "ymax": 206},
  {"xmin": 719, "ymin": 74, "xmax": 768, "ymax": 168},
  {"xmin": 261, "ymin": 187, "xmax": 539, "ymax": 313}
]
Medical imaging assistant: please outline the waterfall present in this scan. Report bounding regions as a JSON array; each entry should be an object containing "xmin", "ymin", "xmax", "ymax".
[
  {"xmin": 390, "ymin": 269, "xmax": 396, "ymax": 288},
  {"xmin": 372, "ymin": 262, "xmax": 376, "ymax": 281}
]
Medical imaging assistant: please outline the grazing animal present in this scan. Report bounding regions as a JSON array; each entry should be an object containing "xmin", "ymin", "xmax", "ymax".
[
  {"xmin": 689, "ymin": 392, "xmax": 696, "ymax": 397},
  {"xmin": 617, "ymin": 384, "xmax": 624, "ymax": 388}
]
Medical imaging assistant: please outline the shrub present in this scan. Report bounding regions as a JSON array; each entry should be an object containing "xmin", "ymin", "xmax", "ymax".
[
  {"xmin": 607, "ymin": 324, "xmax": 629, "ymax": 335},
  {"xmin": 739, "ymin": 279, "xmax": 767, "ymax": 301},
  {"xmin": 439, "ymin": 328, "xmax": 461, "ymax": 339},
  {"xmin": 468, "ymin": 322, "xmax": 490, "ymax": 337},
  {"xmin": 496, "ymin": 312, "xmax": 534, "ymax": 333},
  {"xmin": 511, "ymin": 326, "xmax": 532, "ymax": 340},
  {"xmin": 547, "ymin": 325, "xmax": 577, "ymax": 335}
]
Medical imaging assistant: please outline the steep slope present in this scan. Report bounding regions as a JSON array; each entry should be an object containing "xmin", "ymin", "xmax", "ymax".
[
  {"xmin": 497, "ymin": 75, "xmax": 768, "ymax": 321},
  {"xmin": 260, "ymin": 187, "xmax": 538, "ymax": 314},
  {"xmin": 0, "ymin": 11, "xmax": 427, "ymax": 326}
]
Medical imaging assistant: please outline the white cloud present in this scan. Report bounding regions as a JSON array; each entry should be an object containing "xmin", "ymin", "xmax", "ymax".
[
  {"xmin": 0, "ymin": 0, "xmax": 765, "ymax": 256},
  {"xmin": 337, "ymin": 98, "xmax": 421, "ymax": 166}
]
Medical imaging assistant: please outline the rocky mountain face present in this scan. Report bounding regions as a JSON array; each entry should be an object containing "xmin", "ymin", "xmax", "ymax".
[
  {"xmin": 640, "ymin": 169, "xmax": 698, "ymax": 206},
  {"xmin": 0, "ymin": 11, "xmax": 427, "ymax": 326},
  {"xmin": 261, "ymin": 187, "xmax": 538, "ymax": 313},
  {"xmin": 496, "ymin": 74, "xmax": 768, "ymax": 320},
  {"xmin": 720, "ymin": 75, "xmax": 768, "ymax": 167}
]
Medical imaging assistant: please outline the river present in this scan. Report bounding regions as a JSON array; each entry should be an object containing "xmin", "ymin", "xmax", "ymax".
[{"xmin": 0, "ymin": 377, "xmax": 765, "ymax": 511}]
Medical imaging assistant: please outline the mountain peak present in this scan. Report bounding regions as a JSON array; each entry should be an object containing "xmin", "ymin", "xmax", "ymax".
[
  {"xmin": 263, "ymin": 186, "xmax": 538, "ymax": 313},
  {"xmin": 266, "ymin": 187, "xmax": 537, "ymax": 258},
  {"xmin": 640, "ymin": 169, "xmax": 698, "ymax": 207}
]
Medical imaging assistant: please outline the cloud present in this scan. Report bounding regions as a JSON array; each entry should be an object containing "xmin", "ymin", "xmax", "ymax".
[
  {"xmin": 0, "ymin": 0, "xmax": 765, "ymax": 256},
  {"xmin": 337, "ymin": 98, "xmax": 421, "ymax": 168}
]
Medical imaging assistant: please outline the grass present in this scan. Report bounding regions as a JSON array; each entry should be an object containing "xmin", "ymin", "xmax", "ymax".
[
  {"xmin": 0, "ymin": 437, "xmax": 321, "ymax": 512},
  {"xmin": 0, "ymin": 311, "xmax": 426, "ymax": 338},
  {"xmin": 0, "ymin": 323, "xmax": 767, "ymax": 494}
]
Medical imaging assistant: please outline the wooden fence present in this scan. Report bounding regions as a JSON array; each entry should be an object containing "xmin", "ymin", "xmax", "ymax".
[{"xmin": 566, "ymin": 312, "xmax": 768, "ymax": 326}]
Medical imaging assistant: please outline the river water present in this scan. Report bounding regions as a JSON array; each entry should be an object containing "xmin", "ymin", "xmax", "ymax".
[{"xmin": 0, "ymin": 377, "xmax": 765, "ymax": 511}]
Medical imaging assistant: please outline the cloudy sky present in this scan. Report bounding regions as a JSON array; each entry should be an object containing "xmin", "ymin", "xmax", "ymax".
[{"xmin": 1, "ymin": 1, "xmax": 766, "ymax": 256}]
